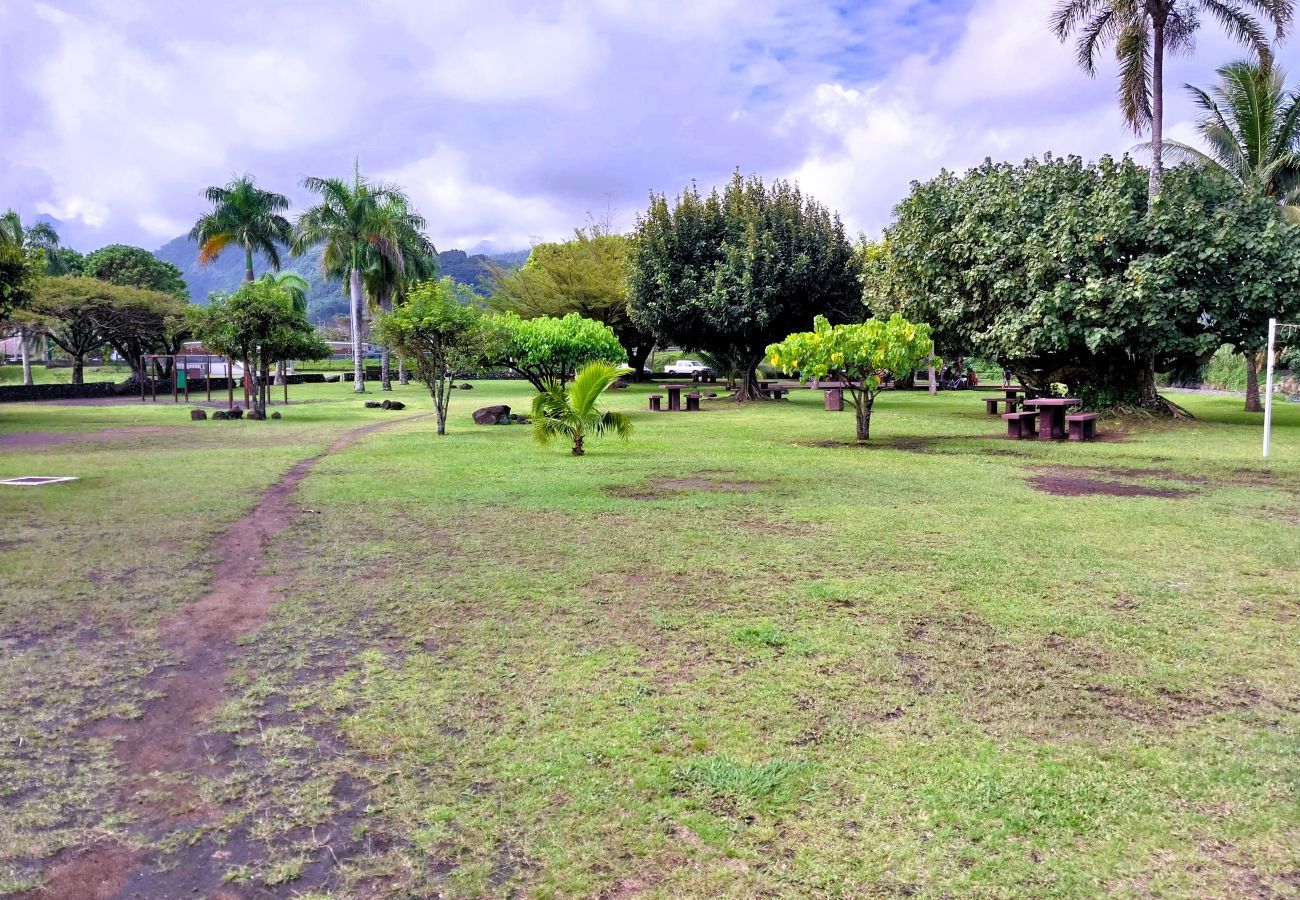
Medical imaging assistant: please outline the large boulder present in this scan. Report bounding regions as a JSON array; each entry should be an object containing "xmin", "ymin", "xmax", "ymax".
[
  {"xmin": 190, "ymin": 408, "xmax": 208, "ymax": 421},
  {"xmin": 473, "ymin": 404, "xmax": 510, "ymax": 425},
  {"xmin": 364, "ymin": 401, "xmax": 382, "ymax": 409},
  {"xmin": 271, "ymin": 411, "xmax": 282, "ymax": 419},
  {"xmin": 211, "ymin": 410, "xmax": 228, "ymax": 420},
  {"xmin": 387, "ymin": 400, "xmax": 405, "ymax": 410}
]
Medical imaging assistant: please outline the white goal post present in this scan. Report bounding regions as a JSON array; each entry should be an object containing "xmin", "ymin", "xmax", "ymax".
[{"xmin": 1263, "ymin": 317, "xmax": 1299, "ymax": 458}]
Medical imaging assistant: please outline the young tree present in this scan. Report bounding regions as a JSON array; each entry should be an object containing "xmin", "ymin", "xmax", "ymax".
[
  {"xmin": 489, "ymin": 227, "xmax": 655, "ymax": 378},
  {"xmin": 767, "ymin": 314, "xmax": 936, "ymax": 441},
  {"xmin": 1160, "ymin": 59, "xmax": 1300, "ymax": 410},
  {"xmin": 83, "ymin": 244, "xmax": 189, "ymax": 298},
  {"xmin": 629, "ymin": 172, "xmax": 862, "ymax": 399},
  {"xmin": 371, "ymin": 278, "xmax": 486, "ymax": 436},
  {"xmin": 1051, "ymin": 0, "xmax": 1292, "ymax": 199},
  {"xmin": 292, "ymin": 163, "xmax": 409, "ymax": 393},
  {"xmin": 531, "ymin": 361, "xmax": 633, "ymax": 456},
  {"xmin": 188, "ymin": 174, "xmax": 293, "ymax": 282},
  {"xmin": 197, "ymin": 279, "xmax": 329, "ymax": 417},
  {"xmin": 488, "ymin": 311, "xmax": 626, "ymax": 391}
]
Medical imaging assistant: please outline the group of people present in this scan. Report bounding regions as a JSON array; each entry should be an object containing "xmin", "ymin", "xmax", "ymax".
[{"xmin": 938, "ymin": 364, "xmax": 980, "ymax": 391}]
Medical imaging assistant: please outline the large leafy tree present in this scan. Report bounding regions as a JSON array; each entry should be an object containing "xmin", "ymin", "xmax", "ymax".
[
  {"xmin": 490, "ymin": 226, "xmax": 654, "ymax": 378},
  {"xmin": 767, "ymin": 314, "xmax": 936, "ymax": 442},
  {"xmin": 488, "ymin": 311, "xmax": 627, "ymax": 391},
  {"xmin": 188, "ymin": 174, "xmax": 293, "ymax": 282},
  {"xmin": 1051, "ymin": 0, "xmax": 1292, "ymax": 198},
  {"xmin": 197, "ymin": 279, "xmax": 329, "ymax": 417},
  {"xmin": 1, "ymin": 211, "xmax": 72, "ymax": 384},
  {"xmin": 1161, "ymin": 59, "xmax": 1300, "ymax": 409},
  {"xmin": 27, "ymin": 276, "xmax": 158, "ymax": 384},
  {"xmin": 372, "ymin": 277, "xmax": 487, "ymax": 436},
  {"xmin": 360, "ymin": 196, "xmax": 437, "ymax": 390},
  {"xmin": 292, "ymin": 164, "xmax": 407, "ymax": 393},
  {"xmin": 530, "ymin": 361, "xmax": 633, "ymax": 456},
  {"xmin": 629, "ymin": 172, "xmax": 862, "ymax": 399},
  {"xmin": 880, "ymin": 154, "xmax": 1300, "ymax": 410},
  {"xmin": 83, "ymin": 244, "xmax": 189, "ymax": 298}
]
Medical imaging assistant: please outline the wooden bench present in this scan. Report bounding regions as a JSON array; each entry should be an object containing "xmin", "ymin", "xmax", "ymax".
[
  {"xmin": 649, "ymin": 394, "xmax": 663, "ymax": 411},
  {"xmin": 1002, "ymin": 410, "xmax": 1039, "ymax": 439},
  {"xmin": 686, "ymin": 391, "xmax": 701, "ymax": 411},
  {"xmin": 1066, "ymin": 412, "xmax": 1100, "ymax": 442},
  {"xmin": 984, "ymin": 396, "xmax": 1017, "ymax": 415}
]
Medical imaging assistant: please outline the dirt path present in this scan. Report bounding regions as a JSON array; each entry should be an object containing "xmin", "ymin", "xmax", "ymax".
[{"xmin": 18, "ymin": 414, "xmax": 427, "ymax": 899}]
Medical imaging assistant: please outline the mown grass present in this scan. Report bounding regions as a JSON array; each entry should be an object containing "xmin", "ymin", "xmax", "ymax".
[{"xmin": 1, "ymin": 380, "xmax": 1298, "ymax": 897}]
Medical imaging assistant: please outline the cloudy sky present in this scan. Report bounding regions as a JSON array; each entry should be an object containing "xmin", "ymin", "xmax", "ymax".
[{"xmin": 3, "ymin": 0, "xmax": 1299, "ymax": 254}]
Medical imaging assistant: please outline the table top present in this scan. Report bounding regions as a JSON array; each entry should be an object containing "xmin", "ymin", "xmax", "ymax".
[
  {"xmin": 662, "ymin": 383, "xmax": 688, "ymax": 390},
  {"xmin": 1023, "ymin": 397, "xmax": 1080, "ymax": 407}
]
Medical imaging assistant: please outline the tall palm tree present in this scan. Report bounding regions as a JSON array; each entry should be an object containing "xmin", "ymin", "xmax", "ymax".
[
  {"xmin": 1, "ymin": 210, "xmax": 67, "ymax": 385},
  {"xmin": 1051, "ymin": 0, "xmax": 1293, "ymax": 199},
  {"xmin": 189, "ymin": 174, "xmax": 293, "ymax": 282},
  {"xmin": 292, "ymin": 163, "xmax": 406, "ymax": 393},
  {"xmin": 1159, "ymin": 59, "xmax": 1300, "ymax": 411},
  {"xmin": 531, "ymin": 361, "xmax": 633, "ymax": 456},
  {"xmin": 362, "ymin": 197, "xmax": 437, "ymax": 390}
]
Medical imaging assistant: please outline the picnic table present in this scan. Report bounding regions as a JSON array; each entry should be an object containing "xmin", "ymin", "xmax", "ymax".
[
  {"xmin": 1023, "ymin": 397, "xmax": 1081, "ymax": 441},
  {"xmin": 663, "ymin": 383, "xmax": 688, "ymax": 411}
]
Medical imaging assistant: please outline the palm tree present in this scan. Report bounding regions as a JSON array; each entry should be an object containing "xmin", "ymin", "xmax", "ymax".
[
  {"xmin": 531, "ymin": 361, "xmax": 633, "ymax": 456},
  {"xmin": 1158, "ymin": 59, "xmax": 1300, "ymax": 411},
  {"xmin": 1, "ymin": 210, "xmax": 67, "ymax": 385},
  {"xmin": 362, "ymin": 197, "xmax": 437, "ymax": 390},
  {"xmin": 1051, "ymin": 0, "xmax": 1292, "ymax": 199},
  {"xmin": 258, "ymin": 271, "xmax": 312, "ymax": 385},
  {"xmin": 292, "ymin": 163, "xmax": 406, "ymax": 393},
  {"xmin": 189, "ymin": 174, "xmax": 293, "ymax": 282}
]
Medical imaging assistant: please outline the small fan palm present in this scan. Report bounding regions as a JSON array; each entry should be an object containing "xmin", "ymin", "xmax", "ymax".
[{"xmin": 531, "ymin": 361, "xmax": 633, "ymax": 456}]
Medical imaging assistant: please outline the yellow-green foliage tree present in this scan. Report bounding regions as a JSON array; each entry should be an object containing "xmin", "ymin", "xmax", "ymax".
[{"xmin": 767, "ymin": 314, "xmax": 935, "ymax": 441}]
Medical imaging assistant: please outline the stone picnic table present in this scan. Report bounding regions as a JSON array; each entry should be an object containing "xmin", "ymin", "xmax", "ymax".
[
  {"xmin": 1023, "ymin": 397, "xmax": 1081, "ymax": 441},
  {"xmin": 663, "ymin": 383, "xmax": 688, "ymax": 411}
]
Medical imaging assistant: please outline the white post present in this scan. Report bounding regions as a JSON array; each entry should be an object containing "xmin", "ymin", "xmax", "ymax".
[{"xmin": 1263, "ymin": 317, "xmax": 1277, "ymax": 458}]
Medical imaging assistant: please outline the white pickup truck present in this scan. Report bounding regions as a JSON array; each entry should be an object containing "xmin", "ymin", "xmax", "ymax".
[{"xmin": 663, "ymin": 360, "xmax": 711, "ymax": 376}]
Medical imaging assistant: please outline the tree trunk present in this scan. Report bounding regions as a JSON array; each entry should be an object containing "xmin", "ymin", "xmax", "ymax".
[
  {"xmin": 1149, "ymin": 22, "xmax": 1165, "ymax": 200},
  {"xmin": 72, "ymin": 354, "xmax": 84, "ymax": 385},
  {"xmin": 380, "ymin": 289, "xmax": 393, "ymax": 391},
  {"xmin": 626, "ymin": 342, "xmax": 653, "ymax": 381},
  {"xmin": 854, "ymin": 392, "xmax": 874, "ymax": 441},
  {"xmin": 1137, "ymin": 353, "xmax": 1159, "ymax": 407},
  {"xmin": 1244, "ymin": 349, "xmax": 1263, "ymax": 412},
  {"xmin": 349, "ymin": 268, "xmax": 366, "ymax": 393},
  {"xmin": 399, "ymin": 358, "xmax": 410, "ymax": 385},
  {"xmin": 244, "ymin": 245, "xmax": 255, "ymax": 283},
  {"xmin": 19, "ymin": 328, "xmax": 33, "ymax": 386},
  {"xmin": 734, "ymin": 353, "xmax": 766, "ymax": 401},
  {"xmin": 572, "ymin": 433, "xmax": 585, "ymax": 456}
]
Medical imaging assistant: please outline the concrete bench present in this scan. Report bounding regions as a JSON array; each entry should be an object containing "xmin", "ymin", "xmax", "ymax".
[
  {"xmin": 984, "ymin": 396, "xmax": 1017, "ymax": 415},
  {"xmin": 765, "ymin": 387, "xmax": 789, "ymax": 400},
  {"xmin": 686, "ymin": 391, "xmax": 701, "ymax": 411},
  {"xmin": 1066, "ymin": 412, "xmax": 1100, "ymax": 442},
  {"xmin": 1002, "ymin": 410, "xmax": 1040, "ymax": 439},
  {"xmin": 649, "ymin": 394, "xmax": 663, "ymax": 411}
]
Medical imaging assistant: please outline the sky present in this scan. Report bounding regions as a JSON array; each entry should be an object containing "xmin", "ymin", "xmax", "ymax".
[{"xmin": 3, "ymin": 0, "xmax": 1300, "ymax": 255}]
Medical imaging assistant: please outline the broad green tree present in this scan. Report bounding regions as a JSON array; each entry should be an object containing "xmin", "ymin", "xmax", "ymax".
[
  {"xmin": 1, "ymin": 211, "xmax": 70, "ymax": 383},
  {"xmin": 1161, "ymin": 59, "xmax": 1300, "ymax": 409},
  {"xmin": 530, "ymin": 361, "xmax": 633, "ymax": 456},
  {"xmin": 197, "ymin": 279, "xmax": 329, "ymax": 417},
  {"xmin": 490, "ymin": 227, "xmax": 654, "ymax": 378},
  {"xmin": 292, "ymin": 164, "xmax": 407, "ymax": 393},
  {"xmin": 83, "ymin": 244, "xmax": 189, "ymax": 298},
  {"xmin": 767, "ymin": 314, "xmax": 936, "ymax": 441},
  {"xmin": 629, "ymin": 172, "xmax": 862, "ymax": 399},
  {"xmin": 188, "ymin": 174, "xmax": 293, "ymax": 282},
  {"xmin": 1051, "ymin": 0, "xmax": 1292, "ymax": 198},
  {"xmin": 372, "ymin": 278, "xmax": 486, "ymax": 435},
  {"xmin": 488, "ymin": 311, "xmax": 626, "ymax": 391}
]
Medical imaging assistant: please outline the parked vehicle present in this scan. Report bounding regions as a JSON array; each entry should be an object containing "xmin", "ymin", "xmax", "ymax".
[{"xmin": 663, "ymin": 360, "xmax": 711, "ymax": 376}]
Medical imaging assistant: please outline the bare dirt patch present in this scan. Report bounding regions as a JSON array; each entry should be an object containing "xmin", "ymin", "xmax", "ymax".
[
  {"xmin": 1028, "ymin": 471, "xmax": 1192, "ymax": 498},
  {"xmin": 0, "ymin": 424, "xmax": 184, "ymax": 452},
  {"xmin": 18, "ymin": 844, "xmax": 141, "ymax": 900},
  {"xmin": 19, "ymin": 414, "xmax": 427, "ymax": 897}
]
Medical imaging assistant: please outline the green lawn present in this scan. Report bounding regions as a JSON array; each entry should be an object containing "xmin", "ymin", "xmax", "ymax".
[{"xmin": 1, "ymin": 382, "xmax": 1298, "ymax": 897}]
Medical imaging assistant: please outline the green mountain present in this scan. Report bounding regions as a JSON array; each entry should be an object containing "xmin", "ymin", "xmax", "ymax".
[{"xmin": 152, "ymin": 236, "xmax": 529, "ymax": 323}]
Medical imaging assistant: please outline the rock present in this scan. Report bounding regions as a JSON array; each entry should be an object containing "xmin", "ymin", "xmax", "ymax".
[
  {"xmin": 271, "ymin": 411, "xmax": 281, "ymax": 419},
  {"xmin": 460, "ymin": 383, "xmax": 473, "ymax": 389},
  {"xmin": 211, "ymin": 410, "xmax": 228, "ymax": 420},
  {"xmin": 610, "ymin": 380, "xmax": 630, "ymax": 389},
  {"xmin": 190, "ymin": 408, "xmax": 208, "ymax": 421},
  {"xmin": 706, "ymin": 391, "xmax": 718, "ymax": 398},
  {"xmin": 227, "ymin": 408, "xmax": 244, "ymax": 420},
  {"xmin": 365, "ymin": 401, "xmax": 382, "ymax": 408},
  {"xmin": 1278, "ymin": 374, "xmax": 1300, "ymax": 396},
  {"xmin": 247, "ymin": 410, "xmax": 266, "ymax": 421},
  {"xmin": 387, "ymin": 400, "xmax": 405, "ymax": 410},
  {"xmin": 473, "ymin": 404, "xmax": 510, "ymax": 425},
  {"xmin": 324, "ymin": 374, "xmax": 340, "ymax": 383},
  {"xmin": 380, "ymin": 399, "xmax": 392, "ymax": 409}
]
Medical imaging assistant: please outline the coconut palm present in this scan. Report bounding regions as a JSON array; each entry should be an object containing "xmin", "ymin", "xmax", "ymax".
[
  {"xmin": 189, "ymin": 174, "xmax": 293, "ymax": 282},
  {"xmin": 531, "ymin": 361, "xmax": 633, "ymax": 456},
  {"xmin": 1, "ymin": 210, "xmax": 68, "ymax": 384},
  {"xmin": 361, "ymin": 197, "xmax": 437, "ymax": 390},
  {"xmin": 292, "ymin": 163, "xmax": 406, "ymax": 392},
  {"xmin": 1051, "ymin": 0, "xmax": 1293, "ymax": 199}
]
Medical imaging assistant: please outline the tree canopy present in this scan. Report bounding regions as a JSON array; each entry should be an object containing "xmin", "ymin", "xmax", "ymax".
[
  {"xmin": 629, "ymin": 172, "xmax": 862, "ymax": 398},
  {"xmin": 189, "ymin": 173, "xmax": 293, "ymax": 281},
  {"xmin": 487, "ymin": 311, "xmax": 626, "ymax": 391},
  {"xmin": 83, "ymin": 244, "xmax": 189, "ymax": 299},
  {"xmin": 876, "ymin": 154, "xmax": 1300, "ymax": 409}
]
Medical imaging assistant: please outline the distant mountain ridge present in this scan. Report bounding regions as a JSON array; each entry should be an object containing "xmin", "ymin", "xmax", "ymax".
[{"xmin": 152, "ymin": 235, "xmax": 529, "ymax": 323}]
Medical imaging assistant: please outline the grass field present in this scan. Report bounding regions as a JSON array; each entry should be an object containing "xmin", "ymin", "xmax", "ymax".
[{"xmin": 1, "ymin": 381, "xmax": 1298, "ymax": 898}]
